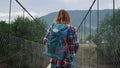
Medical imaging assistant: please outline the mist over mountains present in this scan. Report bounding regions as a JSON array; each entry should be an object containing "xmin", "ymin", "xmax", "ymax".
[{"xmin": 40, "ymin": 9, "xmax": 113, "ymax": 34}]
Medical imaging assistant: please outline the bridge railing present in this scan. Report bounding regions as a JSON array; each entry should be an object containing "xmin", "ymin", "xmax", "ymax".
[
  {"xmin": 0, "ymin": 0, "xmax": 120, "ymax": 68},
  {"xmin": 0, "ymin": 0, "xmax": 48, "ymax": 68},
  {"xmin": 76, "ymin": 0, "xmax": 120, "ymax": 68}
]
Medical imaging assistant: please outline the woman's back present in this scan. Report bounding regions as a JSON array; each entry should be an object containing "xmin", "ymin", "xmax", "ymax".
[{"xmin": 43, "ymin": 9, "xmax": 79, "ymax": 68}]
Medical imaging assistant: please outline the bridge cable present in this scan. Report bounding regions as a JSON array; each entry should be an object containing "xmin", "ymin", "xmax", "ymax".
[
  {"xmin": 77, "ymin": 0, "xmax": 96, "ymax": 31},
  {"xmin": 15, "ymin": 0, "xmax": 35, "ymax": 20},
  {"xmin": 96, "ymin": 0, "xmax": 99, "ymax": 68}
]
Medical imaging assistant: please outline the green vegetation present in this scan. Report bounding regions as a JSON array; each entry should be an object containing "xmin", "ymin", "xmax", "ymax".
[
  {"xmin": 0, "ymin": 9, "xmax": 120, "ymax": 68},
  {"xmin": 0, "ymin": 16, "xmax": 48, "ymax": 68},
  {"xmin": 11, "ymin": 16, "xmax": 46, "ymax": 43},
  {"xmin": 77, "ymin": 9, "xmax": 120, "ymax": 68},
  {"xmin": 93, "ymin": 9, "xmax": 120, "ymax": 65}
]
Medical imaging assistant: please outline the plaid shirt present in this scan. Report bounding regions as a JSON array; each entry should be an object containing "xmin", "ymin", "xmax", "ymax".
[{"xmin": 43, "ymin": 25, "xmax": 79, "ymax": 67}]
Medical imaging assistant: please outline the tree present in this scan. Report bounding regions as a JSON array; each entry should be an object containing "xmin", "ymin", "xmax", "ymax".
[
  {"xmin": 0, "ymin": 21, "xmax": 9, "ymax": 33},
  {"xmin": 30, "ymin": 18, "xmax": 47, "ymax": 43},
  {"xmin": 0, "ymin": 21, "xmax": 10, "ymax": 64},
  {"xmin": 94, "ymin": 9, "xmax": 120, "ymax": 65},
  {"xmin": 11, "ymin": 16, "xmax": 47, "ymax": 43},
  {"xmin": 0, "ymin": 16, "xmax": 47, "ymax": 68}
]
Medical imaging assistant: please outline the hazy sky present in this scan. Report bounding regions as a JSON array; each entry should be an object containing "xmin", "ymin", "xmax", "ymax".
[{"xmin": 0, "ymin": 0, "xmax": 120, "ymax": 21}]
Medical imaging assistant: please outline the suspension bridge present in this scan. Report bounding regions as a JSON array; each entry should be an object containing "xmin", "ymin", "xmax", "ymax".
[{"xmin": 0, "ymin": 0, "xmax": 120, "ymax": 68}]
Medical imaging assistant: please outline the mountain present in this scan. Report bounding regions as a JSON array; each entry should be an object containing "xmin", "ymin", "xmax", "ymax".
[{"xmin": 40, "ymin": 9, "xmax": 113, "ymax": 34}]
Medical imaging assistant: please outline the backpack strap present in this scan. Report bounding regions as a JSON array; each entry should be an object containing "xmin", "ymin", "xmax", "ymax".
[
  {"xmin": 64, "ymin": 38, "xmax": 70, "ymax": 54},
  {"xmin": 56, "ymin": 38, "xmax": 70, "ymax": 55}
]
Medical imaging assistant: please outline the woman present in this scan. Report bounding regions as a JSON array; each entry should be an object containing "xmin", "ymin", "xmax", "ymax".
[{"xmin": 43, "ymin": 9, "xmax": 79, "ymax": 68}]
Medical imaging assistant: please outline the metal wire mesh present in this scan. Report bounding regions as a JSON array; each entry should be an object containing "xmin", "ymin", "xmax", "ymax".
[
  {"xmin": 76, "ymin": 0, "xmax": 120, "ymax": 68},
  {"xmin": 0, "ymin": 0, "xmax": 48, "ymax": 68},
  {"xmin": 0, "ymin": 0, "xmax": 120, "ymax": 68}
]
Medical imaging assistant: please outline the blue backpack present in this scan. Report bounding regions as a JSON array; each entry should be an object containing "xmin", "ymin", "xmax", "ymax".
[{"xmin": 44, "ymin": 24, "xmax": 70, "ymax": 60}]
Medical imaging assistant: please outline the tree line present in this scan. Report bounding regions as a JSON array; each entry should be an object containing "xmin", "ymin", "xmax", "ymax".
[
  {"xmin": 93, "ymin": 9, "xmax": 120, "ymax": 65},
  {"xmin": 0, "ymin": 16, "xmax": 47, "ymax": 68}
]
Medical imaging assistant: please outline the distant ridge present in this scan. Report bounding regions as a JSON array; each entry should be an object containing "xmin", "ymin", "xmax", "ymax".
[{"xmin": 40, "ymin": 9, "xmax": 113, "ymax": 33}]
